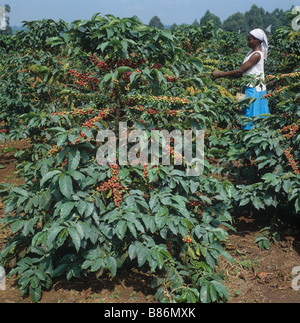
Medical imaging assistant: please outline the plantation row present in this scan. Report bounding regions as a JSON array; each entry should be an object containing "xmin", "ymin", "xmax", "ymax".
[{"xmin": 0, "ymin": 13, "xmax": 299, "ymax": 302}]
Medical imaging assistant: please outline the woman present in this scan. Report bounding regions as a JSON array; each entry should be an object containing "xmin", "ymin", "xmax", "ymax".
[{"xmin": 212, "ymin": 29, "xmax": 270, "ymax": 130}]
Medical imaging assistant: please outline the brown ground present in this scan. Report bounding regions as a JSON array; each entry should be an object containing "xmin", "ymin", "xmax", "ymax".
[
  {"xmin": 0, "ymin": 139, "xmax": 300, "ymax": 303},
  {"xmin": 222, "ymin": 214, "xmax": 300, "ymax": 303}
]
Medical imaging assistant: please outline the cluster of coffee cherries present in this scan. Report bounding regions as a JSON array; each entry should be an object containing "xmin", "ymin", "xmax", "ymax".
[
  {"xmin": 284, "ymin": 148, "xmax": 300, "ymax": 175},
  {"xmin": 280, "ymin": 122, "xmax": 299, "ymax": 139},
  {"xmin": 90, "ymin": 53, "xmax": 109, "ymax": 71},
  {"xmin": 96, "ymin": 164, "xmax": 128, "ymax": 207},
  {"xmin": 82, "ymin": 107, "xmax": 112, "ymax": 130},
  {"xmin": 182, "ymin": 234, "xmax": 193, "ymax": 244},
  {"xmin": 165, "ymin": 76, "xmax": 178, "ymax": 83},
  {"xmin": 142, "ymin": 164, "xmax": 155, "ymax": 190},
  {"xmin": 51, "ymin": 107, "xmax": 96, "ymax": 117},
  {"xmin": 17, "ymin": 68, "xmax": 29, "ymax": 73},
  {"xmin": 166, "ymin": 236, "xmax": 175, "ymax": 256},
  {"xmin": 189, "ymin": 201, "xmax": 202, "ymax": 207},
  {"xmin": 90, "ymin": 53, "xmax": 146, "ymax": 71},
  {"xmin": 130, "ymin": 94, "xmax": 189, "ymax": 106},
  {"xmin": 48, "ymin": 144, "xmax": 59, "ymax": 156},
  {"xmin": 68, "ymin": 69, "xmax": 100, "ymax": 90}
]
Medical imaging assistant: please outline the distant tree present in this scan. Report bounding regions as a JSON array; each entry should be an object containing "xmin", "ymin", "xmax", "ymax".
[
  {"xmin": 149, "ymin": 16, "xmax": 164, "ymax": 30},
  {"xmin": 244, "ymin": 4, "xmax": 265, "ymax": 30},
  {"xmin": 170, "ymin": 23, "xmax": 178, "ymax": 31},
  {"xmin": 192, "ymin": 19, "xmax": 199, "ymax": 26},
  {"xmin": 264, "ymin": 8, "xmax": 290, "ymax": 31},
  {"xmin": 273, "ymin": 8, "xmax": 289, "ymax": 24},
  {"xmin": 200, "ymin": 10, "xmax": 222, "ymax": 29},
  {"xmin": 215, "ymin": 5, "xmax": 291, "ymax": 37},
  {"xmin": 264, "ymin": 12, "xmax": 279, "ymax": 33},
  {"xmin": 223, "ymin": 12, "xmax": 248, "ymax": 36}
]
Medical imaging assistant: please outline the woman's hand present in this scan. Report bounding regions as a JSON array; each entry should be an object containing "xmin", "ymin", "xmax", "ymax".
[{"xmin": 211, "ymin": 71, "xmax": 222, "ymax": 79}]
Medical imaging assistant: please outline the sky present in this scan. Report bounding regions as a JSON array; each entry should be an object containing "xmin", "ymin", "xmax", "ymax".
[{"xmin": 2, "ymin": 0, "xmax": 297, "ymax": 26}]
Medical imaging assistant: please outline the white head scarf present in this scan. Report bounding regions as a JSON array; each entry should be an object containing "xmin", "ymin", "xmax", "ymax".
[{"xmin": 250, "ymin": 28, "xmax": 269, "ymax": 60}]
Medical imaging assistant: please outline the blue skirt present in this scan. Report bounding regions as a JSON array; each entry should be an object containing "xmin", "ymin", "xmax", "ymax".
[{"xmin": 243, "ymin": 87, "xmax": 270, "ymax": 130}]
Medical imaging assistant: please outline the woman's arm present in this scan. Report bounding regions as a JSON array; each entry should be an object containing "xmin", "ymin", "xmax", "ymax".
[{"xmin": 212, "ymin": 52, "xmax": 261, "ymax": 79}]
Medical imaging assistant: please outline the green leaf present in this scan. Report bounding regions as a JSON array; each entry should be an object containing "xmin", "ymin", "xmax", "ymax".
[
  {"xmin": 209, "ymin": 284, "xmax": 217, "ymax": 302},
  {"xmin": 30, "ymin": 275, "xmax": 40, "ymax": 289},
  {"xmin": 119, "ymin": 168, "xmax": 130, "ymax": 181},
  {"xmin": 107, "ymin": 256, "xmax": 117, "ymax": 278},
  {"xmin": 188, "ymin": 57, "xmax": 203, "ymax": 72},
  {"xmin": 19, "ymin": 272, "xmax": 32, "ymax": 289},
  {"xmin": 239, "ymin": 198, "xmax": 250, "ymax": 207},
  {"xmin": 137, "ymin": 248, "xmax": 148, "ymax": 267},
  {"xmin": 57, "ymin": 134, "xmax": 67, "ymax": 147},
  {"xmin": 29, "ymin": 285, "xmax": 42, "ymax": 303},
  {"xmin": 117, "ymin": 66, "xmax": 132, "ymax": 73},
  {"xmin": 68, "ymin": 226, "xmax": 81, "ymax": 252},
  {"xmin": 200, "ymin": 285, "xmax": 209, "ymax": 303},
  {"xmin": 116, "ymin": 220, "xmax": 127, "ymax": 239},
  {"xmin": 84, "ymin": 201, "xmax": 95, "ymax": 218},
  {"xmin": 77, "ymin": 201, "xmax": 87, "ymax": 216},
  {"xmin": 98, "ymin": 41, "xmax": 109, "ymax": 52},
  {"xmin": 127, "ymin": 222, "xmax": 137, "ymax": 238},
  {"xmin": 40, "ymin": 170, "xmax": 62, "ymax": 187},
  {"xmin": 155, "ymin": 212, "xmax": 168, "ymax": 229},
  {"xmin": 59, "ymin": 174, "xmax": 73, "ymax": 199},
  {"xmin": 129, "ymin": 71, "xmax": 140, "ymax": 83},
  {"xmin": 128, "ymin": 243, "xmax": 137, "ymax": 260},
  {"xmin": 74, "ymin": 222, "xmax": 85, "ymax": 240},
  {"xmin": 90, "ymin": 258, "xmax": 103, "ymax": 272},
  {"xmin": 53, "ymin": 264, "xmax": 68, "ymax": 277},
  {"xmin": 211, "ymin": 281, "xmax": 230, "ymax": 300},
  {"xmin": 68, "ymin": 149, "xmax": 80, "ymax": 171},
  {"xmin": 156, "ymin": 251, "xmax": 164, "ymax": 269},
  {"xmin": 68, "ymin": 133, "xmax": 77, "ymax": 144},
  {"xmin": 262, "ymin": 173, "xmax": 278, "ymax": 186},
  {"xmin": 60, "ymin": 202, "xmax": 75, "ymax": 218},
  {"xmin": 47, "ymin": 225, "xmax": 64, "ymax": 247},
  {"xmin": 81, "ymin": 128, "xmax": 92, "ymax": 138},
  {"xmin": 149, "ymin": 196, "xmax": 159, "ymax": 210},
  {"xmin": 11, "ymin": 220, "xmax": 24, "ymax": 233},
  {"xmin": 283, "ymin": 180, "xmax": 292, "ymax": 194},
  {"xmin": 263, "ymin": 240, "xmax": 271, "ymax": 250},
  {"xmin": 12, "ymin": 187, "xmax": 29, "ymax": 197},
  {"xmin": 22, "ymin": 217, "xmax": 37, "ymax": 236},
  {"xmin": 190, "ymin": 181, "xmax": 199, "ymax": 194},
  {"xmin": 68, "ymin": 170, "xmax": 84, "ymax": 181},
  {"xmin": 295, "ymin": 197, "xmax": 300, "ymax": 213}
]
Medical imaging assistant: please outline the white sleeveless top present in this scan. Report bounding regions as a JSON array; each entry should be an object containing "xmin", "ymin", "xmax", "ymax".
[{"xmin": 243, "ymin": 50, "xmax": 266, "ymax": 92}]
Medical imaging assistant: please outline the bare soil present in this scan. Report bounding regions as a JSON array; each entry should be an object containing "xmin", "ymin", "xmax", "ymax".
[
  {"xmin": 222, "ymin": 213, "xmax": 300, "ymax": 303},
  {"xmin": 0, "ymin": 139, "xmax": 300, "ymax": 303}
]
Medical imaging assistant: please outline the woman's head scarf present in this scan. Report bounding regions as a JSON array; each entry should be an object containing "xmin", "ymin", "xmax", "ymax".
[{"xmin": 250, "ymin": 28, "xmax": 269, "ymax": 60}]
